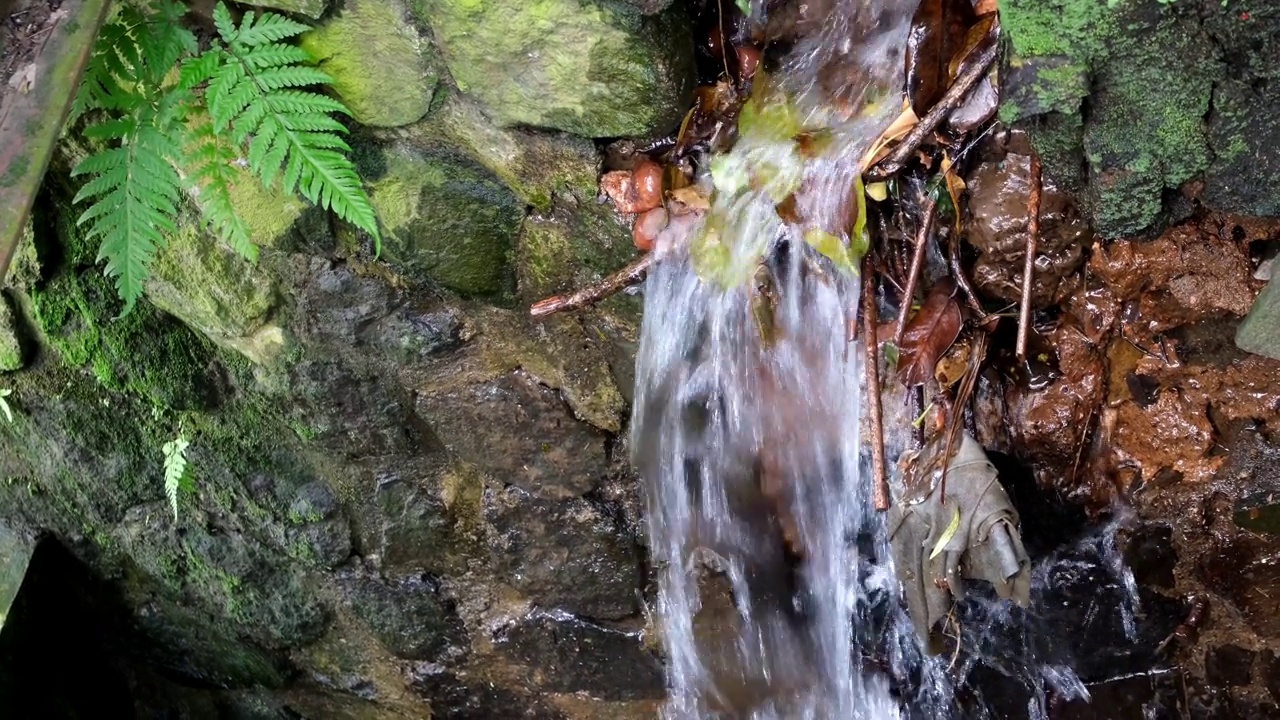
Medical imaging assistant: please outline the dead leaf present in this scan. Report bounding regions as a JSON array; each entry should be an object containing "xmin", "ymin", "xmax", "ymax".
[
  {"xmin": 934, "ymin": 337, "xmax": 971, "ymax": 387},
  {"xmin": 975, "ymin": 0, "xmax": 998, "ymax": 13},
  {"xmin": 866, "ymin": 181, "xmax": 889, "ymax": 202},
  {"xmin": 898, "ymin": 281, "xmax": 963, "ymax": 386},
  {"xmin": 904, "ymin": 0, "xmax": 977, "ymax": 116},
  {"xmin": 8, "ymin": 63, "xmax": 36, "ymax": 93},
  {"xmin": 674, "ymin": 81, "xmax": 740, "ymax": 157},
  {"xmin": 774, "ymin": 192, "xmax": 801, "ymax": 223},
  {"xmin": 860, "ymin": 102, "xmax": 919, "ymax": 171},
  {"xmin": 929, "ymin": 505, "xmax": 962, "ymax": 560},
  {"xmin": 948, "ymin": 14, "xmax": 998, "ymax": 82},
  {"xmin": 941, "ymin": 152, "xmax": 965, "ymax": 232},
  {"xmin": 668, "ymin": 185, "xmax": 711, "ymax": 210}
]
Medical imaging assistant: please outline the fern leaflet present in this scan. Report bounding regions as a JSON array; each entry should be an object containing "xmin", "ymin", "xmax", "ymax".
[
  {"xmin": 208, "ymin": 2, "xmax": 381, "ymax": 251},
  {"xmin": 162, "ymin": 435, "xmax": 193, "ymax": 521}
]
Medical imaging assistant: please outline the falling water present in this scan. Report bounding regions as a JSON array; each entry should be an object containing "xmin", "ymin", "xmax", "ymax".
[
  {"xmin": 631, "ymin": 2, "xmax": 914, "ymax": 718},
  {"xmin": 629, "ymin": 2, "xmax": 1146, "ymax": 718}
]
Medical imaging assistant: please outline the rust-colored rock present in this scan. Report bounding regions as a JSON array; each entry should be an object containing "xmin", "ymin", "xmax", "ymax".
[{"xmin": 600, "ymin": 159, "xmax": 664, "ymax": 214}]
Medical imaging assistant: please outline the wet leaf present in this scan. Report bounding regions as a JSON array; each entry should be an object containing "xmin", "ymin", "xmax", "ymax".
[
  {"xmin": 860, "ymin": 103, "xmax": 919, "ymax": 171},
  {"xmin": 669, "ymin": 185, "xmax": 711, "ymax": 210},
  {"xmin": 675, "ymin": 81, "xmax": 740, "ymax": 156},
  {"xmin": 736, "ymin": 0, "xmax": 751, "ymax": 15},
  {"xmin": 850, "ymin": 175, "xmax": 868, "ymax": 239},
  {"xmin": 751, "ymin": 152, "xmax": 804, "ymax": 202},
  {"xmin": 691, "ymin": 212, "xmax": 758, "ymax": 288},
  {"xmin": 866, "ymin": 181, "xmax": 889, "ymax": 202},
  {"xmin": 949, "ymin": 13, "xmax": 999, "ymax": 81},
  {"xmin": 898, "ymin": 282, "xmax": 963, "ymax": 386},
  {"xmin": 928, "ymin": 505, "xmax": 962, "ymax": 560},
  {"xmin": 803, "ymin": 228, "xmax": 857, "ymax": 275},
  {"xmin": 775, "ymin": 193, "xmax": 801, "ymax": 223},
  {"xmin": 710, "ymin": 153, "xmax": 749, "ymax": 196},
  {"xmin": 904, "ymin": 0, "xmax": 976, "ymax": 116},
  {"xmin": 738, "ymin": 75, "xmax": 802, "ymax": 142},
  {"xmin": 934, "ymin": 337, "xmax": 971, "ymax": 387},
  {"xmin": 941, "ymin": 153, "xmax": 965, "ymax": 232}
]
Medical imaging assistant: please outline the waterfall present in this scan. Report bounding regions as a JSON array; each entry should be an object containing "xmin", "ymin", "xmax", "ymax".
[{"xmin": 631, "ymin": 2, "xmax": 913, "ymax": 717}]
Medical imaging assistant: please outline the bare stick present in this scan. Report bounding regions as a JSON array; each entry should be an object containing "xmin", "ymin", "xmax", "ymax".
[
  {"xmin": 1016, "ymin": 153, "xmax": 1042, "ymax": 358},
  {"xmin": 530, "ymin": 253, "xmax": 654, "ymax": 318},
  {"xmin": 863, "ymin": 260, "xmax": 890, "ymax": 512},
  {"xmin": 864, "ymin": 34, "xmax": 1000, "ymax": 181},
  {"xmin": 892, "ymin": 197, "xmax": 938, "ymax": 347}
]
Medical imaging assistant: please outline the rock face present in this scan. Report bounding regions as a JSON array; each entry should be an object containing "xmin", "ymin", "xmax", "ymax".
[
  {"xmin": 1001, "ymin": 0, "xmax": 1280, "ymax": 238},
  {"xmin": 417, "ymin": 0, "xmax": 696, "ymax": 137}
]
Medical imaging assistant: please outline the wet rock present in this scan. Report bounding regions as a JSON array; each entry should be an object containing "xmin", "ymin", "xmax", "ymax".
[
  {"xmin": 1089, "ymin": 222, "xmax": 1258, "ymax": 332},
  {"xmin": 417, "ymin": 0, "xmax": 695, "ymax": 138},
  {"xmin": 287, "ymin": 483, "xmax": 352, "ymax": 569},
  {"xmin": 1121, "ymin": 523, "xmax": 1177, "ymax": 590},
  {"xmin": 416, "ymin": 370, "xmax": 610, "ymax": 499},
  {"xmin": 369, "ymin": 468, "xmax": 481, "ymax": 577},
  {"xmin": 1196, "ymin": 535, "xmax": 1280, "ymax": 639},
  {"xmin": 1002, "ymin": 321, "xmax": 1104, "ymax": 496},
  {"xmin": 340, "ymin": 569, "xmax": 465, "ymax": 660},
  {"xmin": 1205, "ymin": 645, "xmax": 1255, "ymax": 687},
  {"xmin": 1237, "ymin": 276, "xmax": 1280, "ymax": 361},
  {"xmin": 363, "ymin": 144, "xmax": 521, "ymax": 300},
  {"xmin": 616, "ymin": 0, "xmax": 673, "ymax": 13},
  {"xmin": 965, "ymin": 150, "xmax": 1091, "ymax": 308},
  {"xmin": 409, "ymin": 662, "xmax": 565, "ymax": 719},
  {"xmin": 484, "ymin": 486, "xmax": 640, "ymax": 619},
  {"xmin": 1057, "ymin": 669, "xmax": 1184, "ymax": 720},
  {"xmin": 286, "ymin": 360, "xmax": 426, "ymax": 458},
  {"xmin": 1264, "ymin": 650, "xmax": 1280, "ymax": 703},
  {"xmin": 493, "ymin": 613, "xmax": 663, "ymax": 700},
  {"xmin": 1112, "ymin": 387, "xmax": 1219, "ymax": 489},
  {"xmin": 518, "ymin": 202, "xmax": 639, "ymax": 304},
  {"xmin": 299, "ymin": 0, "xmax": 438, "ymax": 127}
]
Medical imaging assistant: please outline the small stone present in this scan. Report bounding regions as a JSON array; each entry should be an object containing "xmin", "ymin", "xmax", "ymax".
[
  {"xmin": 1205, "ymin": 645, "xmax": 1256, "ymax": 687},
  {"xmin": 300, "ymin": 0, "xmax": 438, "ymax": 127},
  {"xmin": 1237, "ymin": 276, "xmax": 1280, "ymax": 361},
  {"xmin": 484, "ymin": 486, "xmax": 640, "ymax": 619},
  {"xmin": 494, "ymin": 613, "xmax": 664, "ymax": 700}
]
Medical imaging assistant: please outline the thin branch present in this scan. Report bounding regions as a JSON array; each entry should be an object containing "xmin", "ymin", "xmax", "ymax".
[
  {"xmin": 893, "ymin": 196, "xmax": 938, "ymax": 347},
  {"xmin": 1016, "ymin": 153, "xmax": 1042, "ymax": 358},
  {"xmin": 864, "ymin": 32, "xmax": 1000, "ymax": 181},
  {"xmin": 863, "ymin": 259, "xmax": 890, "ymax": 512},
  {"xmin": 530, "ymin": 253, "xmax": 654, "ymax": 319}
]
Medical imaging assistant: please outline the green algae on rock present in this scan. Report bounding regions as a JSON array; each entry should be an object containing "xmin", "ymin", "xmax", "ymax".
[
  {"xmin": 0, "ymin": 295, "xmax": 26, "ymax": 372},
  {"xmin": 517, "ymin": 201, "xmax": 638, "ymax": 304},
  {"xmin": 365, "ymin": 144, "xmax": 522, "ymax": 300},
  {"xmin": 417, "ymin": 0, "xmax": 695, "ymax": 138},
  {"xmin": 300, "ymin": 0, "xmax": 439, "ymax": 128},
  {"xmin": 239, "ymin": 0, "xmax": 327, "ymax": 20}
]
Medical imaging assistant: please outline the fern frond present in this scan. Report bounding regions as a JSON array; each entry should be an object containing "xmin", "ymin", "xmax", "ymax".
[
  {"xmin": 180, "ymin": 50, "xmax": 224, "ymax": 90},
  {"xmin": 72, "ymin": 110, "xmax": 181, "ymax": 314},
  {"xmin": 162, "ymin": 435, "xmax": 191, "ymax": 522},
  {"xmin": 182, "ymin": 117, "xmax": 257, "ymax": 260},
  {"xmin": 209, "ymin": 1, "xmax": 381, "ymax": 250}
]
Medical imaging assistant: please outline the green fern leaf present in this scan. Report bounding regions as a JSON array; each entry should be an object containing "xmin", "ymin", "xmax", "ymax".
[
  {"xmin": 209, "ymin": 1, "xmax": 382, "ymax": 251},
  {"xmin": 180, "ymin": 50, "xmax": 223, "ymax": 90},
  {"xmin": 162, "ymin": 435, "xmax": 191, "ymax": 522},
  {"xmin": 182, "ymin": 117, "xmax": 256, "ymax": 260}
]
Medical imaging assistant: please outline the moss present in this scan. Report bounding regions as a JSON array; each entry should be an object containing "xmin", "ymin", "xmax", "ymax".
[
  {"xmin": 367, "ymin": 145, "xmax": 522, "ymax": 301},
  {"xmin": 300, "ymin": 0, "xmax": 438, "ymax": 128},
  {"xmin": 517, "ymin": 201, "xmax": 635, "ymax": 303},
  {"xmin": 224, "ymin": 165, "xmax": 307, "ymax": 248},
  {"xmin": 419, "ymin": 0, "xmax": 694, "ymax": 137}
]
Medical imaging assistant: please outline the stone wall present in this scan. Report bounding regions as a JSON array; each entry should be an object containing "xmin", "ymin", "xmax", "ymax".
[{"xmin": 0, "ymin": 0, "xmax": 693, "ymax": 716}]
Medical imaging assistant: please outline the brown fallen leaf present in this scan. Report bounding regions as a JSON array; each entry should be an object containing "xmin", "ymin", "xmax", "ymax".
[
  {"xmin": 898, "ymin": 280, "xmax": 963, "ymax": 387},
  {"xmin": 934, "ymin": 336, "xmax": 971, "ymax": 387},
  {"xmin": 904, "ymin": 0, "xmax": 976, "ymax": 116},
  {"xmin": 941, "ymin": 152, "xmax": 965, "ymax": 232},
  {"xmin": 975, "ymin": 0, "xmax": 998, "ymax": 15}
]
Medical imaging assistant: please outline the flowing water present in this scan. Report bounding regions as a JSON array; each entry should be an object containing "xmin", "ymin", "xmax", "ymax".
[{"xmin": 629, "ymin": 1, "xmax": 1144, "ymax": 718}]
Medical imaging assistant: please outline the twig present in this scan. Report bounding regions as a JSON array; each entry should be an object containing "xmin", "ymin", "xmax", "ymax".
[
  {"xmin": 863, "ymin": 259, "xmax": 889, "ymax": 512},
  {"xmin": 893, "ymin": 196, "xmax": 938, "ymax": 347},
  {"xmin": 1016, "ymin": 153, "xmax": 1042, "ymax": 359},
  {"xmin": 946, "ymin": 225, "xmax": 985, "ymax": 317},
  {"xmin": 939, "ymin": 331, "xmax": 987, "ymax": 503},
  {"xmin": 864, "ymin": 32, "xmax": 1000, "ymax": 181},
  {"xmin": 530, "ymin": 253, "xmax": 653, "ymax": 318}
]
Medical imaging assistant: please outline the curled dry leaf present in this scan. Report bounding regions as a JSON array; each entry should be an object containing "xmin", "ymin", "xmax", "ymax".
[
  {"xmin": 860, "ymin": 103, "xmax": 919, "ymax": 171},
  {"xmin": 934, "ymin": 336, "xmax": 971, "ymax": 387},
  {"xmin": 898, "ymin": 281, "xmax": 963, "ymax": 387},
  {"xmin": 668, "ymin": 185, "xmax": 711, "ymax": 211}
]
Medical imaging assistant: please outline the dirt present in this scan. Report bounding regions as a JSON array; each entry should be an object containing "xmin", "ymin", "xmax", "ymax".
[{"xmin": 0, "ymin": 0, "xmax": 60, "ymax": 98}]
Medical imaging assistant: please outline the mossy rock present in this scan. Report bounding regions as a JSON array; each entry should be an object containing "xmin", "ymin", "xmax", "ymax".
[
  {"xmin": 362, "ymin": 143, "xmax": 522, "ymax": 301},
  {"xmin": 409, "ymin": 92, "xmax": 600, "ymax": 211},
  {"xmin": 517, "ymin": 200, "xmax": 636, "ymax": 304},
  {"xmin": 300, "ymin": 0, "xmax": 439, "ymax": 128},
  {"xmin": 416, "ymin": 0, "xmax": 695, "ymax": 138},
  {"xmin": 146, "ymin": 226, "xmax": 285, "ymax": 367},
  {"xmin": 1001, "ymin": 0, "xmax": 1217, "ymax": 237},
  {"xmin": 0, "ymin": 295, "xmax": 26, "ymax": 372},
  {"xmin": 240, "ymin": 0, "xmax": 327, "ymax": 20}
]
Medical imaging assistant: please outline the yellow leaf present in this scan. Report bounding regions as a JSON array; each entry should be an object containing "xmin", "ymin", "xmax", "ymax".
[
  {"xmin": 803, "ymin": 228, "xmax": 856, "ymax": 275},
  {"xmin": 928, "ymin": 505, "xmax": 962, "ymax": 560},
  {"xmin": 668, "ymin": 186, "xmax": 710, "ymax": 210},
  {"xmin": 859, "ymin": 101, "xmax": 919, "ymax": 172},
  {"xmin": 866, "ymin": 181, "xmax": 889, "ymax": 202}
]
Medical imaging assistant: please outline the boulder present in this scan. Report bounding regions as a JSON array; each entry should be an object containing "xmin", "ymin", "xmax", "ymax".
[
  {"xmin": 363, "ymin": 144, "xmax": 522, "ymax": 300},
  {"xmin": 417, "ymin": 0, "xmax": 695, "ymax": 138},
  {"xmin": 300, "ymin": 0, "xmax": 439, "ymax": 128}
]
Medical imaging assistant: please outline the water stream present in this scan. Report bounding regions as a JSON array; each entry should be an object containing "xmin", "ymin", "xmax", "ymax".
[{"xmin": 629, "ymin": 2, "xmax": 1143, "ymax": 718}]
